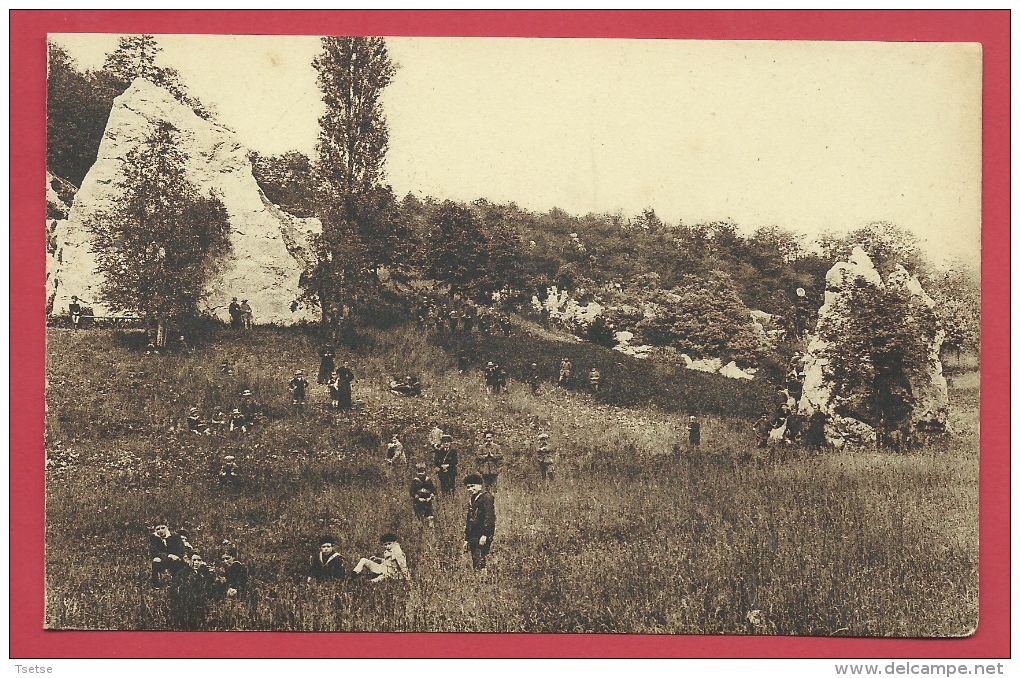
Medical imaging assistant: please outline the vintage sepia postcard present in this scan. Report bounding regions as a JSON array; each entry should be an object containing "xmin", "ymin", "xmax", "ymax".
[{"xmin": 13, "ymin": 10, "xmax": 1008, "ymax": 660}]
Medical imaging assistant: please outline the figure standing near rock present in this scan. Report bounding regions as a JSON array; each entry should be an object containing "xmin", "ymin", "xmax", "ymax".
[
  {"xmin": 240, "ymin": 300, "xmax": 253, "ymax": 330},
  {"xmin": 68, "ymin": 295, "xmax": 84, "ymax": 329},
  {"xmin": 228, "ymin": 298, "xmax": 242, "ymax": 329},
  {"xmin": 333, "ymin": 363, "xmax": 355, "ymax": 411},
  {"xmin": 288, "ymin": 370, "xmax": 309, "ymax": 409}
]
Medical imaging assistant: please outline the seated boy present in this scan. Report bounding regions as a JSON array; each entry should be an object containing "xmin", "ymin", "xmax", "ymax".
[{"xmin": 352, "ymin": 533, "xmax": 410, "ymax": 583}]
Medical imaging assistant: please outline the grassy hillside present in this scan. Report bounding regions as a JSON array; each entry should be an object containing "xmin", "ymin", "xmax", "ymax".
[{"xmin": 44, "ymin": 320, "xmax": 978, "ymax": 635}]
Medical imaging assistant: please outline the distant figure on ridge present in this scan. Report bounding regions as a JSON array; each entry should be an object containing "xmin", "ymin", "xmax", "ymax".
[
  {"xmin": 228, "ymin": 298, "xmax": 242, "ymax": 329},
  {"xmin": 558, "ymin": 357, "xmax": 572, "ymax": 387},
  {"xmin": 536, "ymin": 432, "xmax": 556, "ymax": 481},
  {"xmin": 240, "ymin": 300, "xmax": 253, "ymax": 330}
]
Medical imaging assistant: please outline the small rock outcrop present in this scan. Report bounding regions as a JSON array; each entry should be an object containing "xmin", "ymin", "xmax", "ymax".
[
  {"xmin": 798, "ymin": 247, "xmax": 949, "ymax": 445},
  {"xmin": 47, "ymin": 79, "xmax": 320, "ymax": 325}
]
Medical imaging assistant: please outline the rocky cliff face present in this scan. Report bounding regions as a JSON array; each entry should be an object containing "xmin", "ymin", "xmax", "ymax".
[
  {"xmin": 48, "ymin": 79, "xmax": 320, "ymax": 325},
  {"xmin": 798, "ymin": 247, "xmax": 949, "ymax": 445}
]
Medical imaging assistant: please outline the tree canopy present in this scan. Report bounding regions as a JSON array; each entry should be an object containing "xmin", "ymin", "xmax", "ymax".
[{"xmin": 85, "ymin": 121, "xmax": 231, "ymax": 325}]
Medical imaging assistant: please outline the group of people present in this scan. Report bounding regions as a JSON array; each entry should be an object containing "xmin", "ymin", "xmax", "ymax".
[
  {"xmin": 227, "ymin": 298, "xmax": 254, "ymax": 330},
  {"xmin": 478, "ymin": 357, "xmax": 604, "ymax": 397},
  {"xmin": 751, "ymin": 354, "xmax": 826, "ymax": 449},
  {"xmin": 384, "ymin": 426, "xmax": 557, "ymax": 493},
  {"xmin": 149, "ymin": 524, "xmax": 248, "ymax": 598},
  {"xmin": 415, "ymin": 296, "xmax": 511, "ymax": 338},
  {"xmin": 187, "ymin": 389, "xmax": 263, "ymax": 437}
]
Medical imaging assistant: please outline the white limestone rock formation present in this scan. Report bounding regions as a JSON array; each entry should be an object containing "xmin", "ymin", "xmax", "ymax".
[
  {"xmin": 798, "ymin": 247, "xmax": 949, "ymax": 445},
  {"xmin": 48, "ymin": 79, "xmax": 320, "ymax": 325}
]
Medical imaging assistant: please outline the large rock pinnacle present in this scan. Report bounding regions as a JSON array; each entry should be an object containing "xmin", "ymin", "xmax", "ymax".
[{"xmin": 47, "ymin": 78, "xmax": 321, "ymax": 325}]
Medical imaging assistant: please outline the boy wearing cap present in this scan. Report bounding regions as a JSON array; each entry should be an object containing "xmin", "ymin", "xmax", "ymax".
[
  {"xmin": 219, "ymin": 455, "xmax": 238, "ymax": 484},
  {"xmin": 149, "ymin": 524, "xmax": 188, "ymax": 587},
  {"xmin": 216, "ymin": 552, "xmax": 249, "ymax": 597},
  {"xmin": 463, "ymin": 475, "xmax": 496, "ymax": 570},
  {"xmin": 475, "ymin": 431, "xmax": 504, "ymax": 491},
  {"xmin": 352, "ymin": 533, "xmax": 410, "ymax": 582},
  {"xmin": 433, "ymin": 434, "xmax": 458, "ymax": 494},
  {"xmin": 289, "ymin": 371, "xmax": 309, "ymax": 408},
  {"xmin": 187, "ymin": 407, "xmax": 209, "ymax": 435},
  {"xmin": 307, "ymin": 536, "xmax": 346, "ymax": 583},
  {"xmin": 410, "ymin": 463, "xmax": 437, "ymax": 528},
  {"xmin": 386, "ymin": 434, "xmax": 406, "ymax": 467}
]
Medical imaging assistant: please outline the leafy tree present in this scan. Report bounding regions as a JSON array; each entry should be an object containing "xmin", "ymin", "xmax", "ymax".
[
  {"xmin": 85, "ymin": 121, "xmax": 231, "ymax": 341},
  {"xmin": 824, "ymin": 278, "xmax": 936, "ymax": 434},
  {"xmin": 46, "ymin": 43, "xmax": 121, "ymax": 185},
  {"xmin": 818, "ymin": 221, "xmax": 926, "ymax": 277},
  {"xmin": 100, "ymin": 34, "xmax": 214, "ymax": 120},
  {"xmin": 422, "ymin": 201, "xmax": 490, "ymax": 298},
  {"xmin": 928, "ymin": 262, "xmax": 981, "ymax": 361},
  {"xmin": 312, "ymin": 36, "xmax": 395, "ymax": 196},
  {"xmin": 250, "ymin": 150, "xmax": 317, "ymax": 217},
  {"xmin": 635, "ymin": 272, "xmax": 767, "ymax": 367},
  {"xmin": 303, "ymin": 36, "xmax": 398, "ymax": 340}
]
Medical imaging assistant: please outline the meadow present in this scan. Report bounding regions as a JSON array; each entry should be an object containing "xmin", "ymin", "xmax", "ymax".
[{"xmin": 44, "ymin": 318, "xmax": 978, "ymax": 635}]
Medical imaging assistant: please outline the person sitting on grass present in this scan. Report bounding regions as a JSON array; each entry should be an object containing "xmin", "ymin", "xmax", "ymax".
[
  {"xmin": 239, "ymin": 390, "xmax": 260, "ymax": 430},
  {"xmin": 215, "ymin": 552, "xmax": 249, "ymax": 598},
  {"xmin": 149, "ymin": 523, "xmax": 188, "ymax": 587},
  {"xmin": 307, "ymin": 536, "xmax": 346, "ymax": 583},
  {"xmin": 229, "ymin": 408, "xmax": 249, "ymax": 434},
  {"xmin": 208, "ymin": 407, "xmax": 229, "ymax": 434},
  {"xmin": 289, "ymin": 370, "xmax": 309, "ymax": 409},
  {"xmin": 352, "ymin": 533, "xmax": 410, "ymax": 582},
  {"xmin": 218, "ymin": 455, "xmax": 238, "ymax": 484},
  {"xmin": 187, "ymin": 407, "xmax": 210, "ymax": 435},
  {"xmin": 389, "ymin": 374, "xmax": 422, "ymax": 397},
  {"xmin": 386, "ymin": 434, "xmax": 407, "ymax": 468}
]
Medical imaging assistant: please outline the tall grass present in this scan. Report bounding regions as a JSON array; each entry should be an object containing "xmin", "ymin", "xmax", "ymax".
[{"xmin": 44, "ymin": 323, "xmax": 978, "ymax": 635}]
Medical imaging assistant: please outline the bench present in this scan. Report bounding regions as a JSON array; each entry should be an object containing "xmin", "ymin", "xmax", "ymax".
[{"xmin": 80, "ymin": 315, "xmax": 144, "ymax": 328}]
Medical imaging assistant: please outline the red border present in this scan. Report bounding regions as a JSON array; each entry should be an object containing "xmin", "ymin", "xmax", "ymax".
[{"xmin": 11, "ymin": 10, "xmax": 1009, "ymax": 658}]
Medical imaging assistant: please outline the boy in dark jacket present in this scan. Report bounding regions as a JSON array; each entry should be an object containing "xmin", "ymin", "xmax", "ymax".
[
  {"xmin": 149, "ymin": 524, "xmax": 188, "ymax": 587},
  {"xmin": 463, "ymin": 474, "xmax": 496, "ymax": 570},
  {"xmin": 433, "ymin": 434, "xmax": 458, "ymax": 494},
  {"xmin": 307, "ymin": 536, "xmax": 346, "ymax": 583}
]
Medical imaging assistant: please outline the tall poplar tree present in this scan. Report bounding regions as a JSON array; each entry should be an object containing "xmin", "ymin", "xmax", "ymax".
[{"xmin": 303, "ymin": 36, "xmax": 398, "ymax": 340}]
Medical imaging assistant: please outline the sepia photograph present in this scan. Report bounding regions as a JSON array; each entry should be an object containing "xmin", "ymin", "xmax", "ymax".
[{"xmin": 42, "ymin": 31, "xmax": 982, "ymax": 637}]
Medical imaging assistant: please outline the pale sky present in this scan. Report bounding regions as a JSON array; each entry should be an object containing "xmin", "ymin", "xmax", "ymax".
[{"xmin": 52, "ymin": 34, "xmax": 982, "ymax": 267}]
